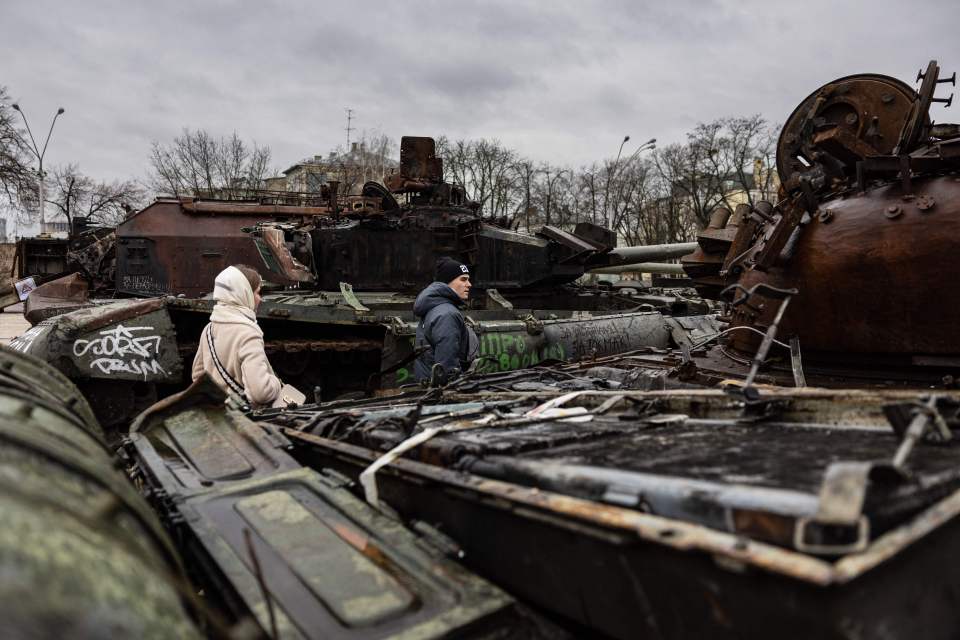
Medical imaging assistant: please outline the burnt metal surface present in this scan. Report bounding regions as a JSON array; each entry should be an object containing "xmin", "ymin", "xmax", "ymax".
[
  {"xmin": 20, "ymin": 63, "xmax": 960, "ymax": 640},
  {"xmin": 14, "ymin": 227, "xmax": 117, "ymax": 294},
  {"xmin": 23, "ymin": 272, "xmax": 92, "ymax": 324},
  {"xmin": 107, "ymin": 136, "xmax": 701, "ymax": 308},
  {"xmin": 126, "ymin": 378, "xmax": 539, "ymax": 639},
  {"xmin": 246, "ymin": 136, "xmax": 696, "ymax": 300},
  {"xmin": 11, "ymin": 298, "xmax": 184, "ymax": 433},
  {"xmin": 682, "ymin": 61, "xmax": 960, "ymax": 375},
  {"xmin": 13, "ymin": 297, "xmax": 181, "ymax": 384},
  {"xmin": 266, "ymin": 386, "xmax": 960, "ymax": 639},
  {"xmin": 776, "ymin": 73, "xmax": 921, "ymax": 184},
  {"xmin": 13, "ymin": 235, "xmax": 69, "ymax": 278},
  {"xmin": 15, "ymin": 293, "xmax": 719, "ymax": 429},
  {"xmin": 66, "ymin": 226, "xmax": 117, "ymax": 294},
  {"xmin": 115, "ymin": 197, "xmax": 322, "ymax": 297}
]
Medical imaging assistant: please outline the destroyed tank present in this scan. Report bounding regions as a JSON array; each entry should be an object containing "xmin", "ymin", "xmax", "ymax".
[
  {"xmin": 217, "ymin": 62, "xmax": 960, "ymax": 639},
  {"xmin": 111, "ymin": 66, "xmax": 960, "ymax": 636},
  {"xmin": 14, "ymin": 136, "xmax": 716, "ymax": 431},
  {"xmin": 397, "ymin": 61, "xmax": 960, "ymax": 396},
  {"xmin": 493, "ymin": 60, "xmax": 960, "ymax": 395},
  {"xmin": 15, "ymin": 63, "xmax": 960, "ymax": 640},
  {"xmin": 244, "ymin": 136, "xmax": 699, "ymax": 309},
  {"xmin": 104, "ymin": 136, "xmax": 699, "ymax": 306},
  {"xmin": 676, "ymin": 60, "xmax": 960, "ymax": 391}
]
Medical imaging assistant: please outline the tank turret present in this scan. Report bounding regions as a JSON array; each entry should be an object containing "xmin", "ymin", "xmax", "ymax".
[
  {"xmin": 682, "ymin": 60, "xmax": 960, "ymax": 368},
  {"xmin": 248, "ymin": 136, "xmax": 694, "ymax": 307}
]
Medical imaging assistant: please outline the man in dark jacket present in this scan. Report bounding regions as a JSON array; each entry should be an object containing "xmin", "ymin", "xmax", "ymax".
[{"xmin": 413, "ymin": 257, "xmax": 474, "ymax": 383}]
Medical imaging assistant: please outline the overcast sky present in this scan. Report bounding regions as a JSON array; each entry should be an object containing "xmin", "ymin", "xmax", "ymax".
[{"xmin": 2, "ymin": 0, "xmax": 957, "ymax": 186}]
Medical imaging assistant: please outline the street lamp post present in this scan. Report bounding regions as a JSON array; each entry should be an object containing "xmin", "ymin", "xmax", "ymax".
[
  {"xmin": 12, "ymin": 103, "xmax": 65, "ymax": 235},
  {"xmin": 604, "ymin": 135, "xmax": 630, "ymax": 228},
  {"xmin": 608, "ymin": 137, "xmax": 656, "ymax": 231}
]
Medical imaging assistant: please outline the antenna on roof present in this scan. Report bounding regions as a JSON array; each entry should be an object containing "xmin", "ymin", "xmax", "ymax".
[{"xmin": 345, "ymin": 107, "xmax": 355, "ymax": 149}]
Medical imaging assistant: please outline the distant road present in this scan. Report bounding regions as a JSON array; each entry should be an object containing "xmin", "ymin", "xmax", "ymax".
[{"xmin": 0, "ymin": 310, "xmax": 30, "ymax": 345}]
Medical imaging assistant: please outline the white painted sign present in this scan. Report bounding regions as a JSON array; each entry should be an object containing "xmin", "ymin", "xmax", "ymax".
[{"xmin": 14, "ymin": 277, "xmax": 36, "ymax": 301}]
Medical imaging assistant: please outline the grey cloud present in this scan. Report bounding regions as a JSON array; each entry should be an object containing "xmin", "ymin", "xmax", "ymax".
[{"xmin": 0, "ymin": 0, "xmax": 957, "ymax": 184}]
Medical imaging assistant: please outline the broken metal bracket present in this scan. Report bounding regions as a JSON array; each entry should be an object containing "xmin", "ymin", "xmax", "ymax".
[
  {"xmin": 789, "ymin": 336, "xmax": 806, "ymax": 387},
  {"xmin": 794, "ymin": 514, "xmax": 870, "ymax": 556},
  {"xmin": 339, "ymin": 282, "xmax": 370, "ymax": 312},
  {"xmin": 721, "ymin": 283, "xmax": 799, "ymax": 401},
  {"xmin": 521, "ymin": 314, "xmax": 544, "ymax": 336},
  {"xmin": 795, "ymin": 460, "xmax": 907, "ymax": 555},
  {"xmin": 885, "ymin": 395, "xmax": 956, "ymax": 472},
  {"xmin": 387, "ymin": 315, "xmax": 409, "ymax": 336},
  {"xmin": 485, "ymin": 288, "xmax": 514, "ymax": 310}
]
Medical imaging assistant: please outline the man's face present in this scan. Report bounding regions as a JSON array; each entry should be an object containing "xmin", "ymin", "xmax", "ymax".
[{"xmin": 449, "ymin": 274, "xmax": 471, "ymax": 301}]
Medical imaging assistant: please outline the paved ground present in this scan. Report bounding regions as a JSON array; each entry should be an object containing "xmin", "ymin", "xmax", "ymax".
[{"xmin": 0, "ymin": 309, "xmax": 31, "ymax": 345}]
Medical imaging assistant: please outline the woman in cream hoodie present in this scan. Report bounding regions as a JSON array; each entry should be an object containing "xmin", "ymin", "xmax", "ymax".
[{"xmin": 192, "ymin": 265, "xmax": 283, "ymax": 407}]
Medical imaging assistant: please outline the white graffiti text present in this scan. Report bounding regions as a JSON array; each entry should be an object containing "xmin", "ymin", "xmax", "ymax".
[{"xmin": 73, "ymin": 324, "xmax": 167, "ymax": 379}]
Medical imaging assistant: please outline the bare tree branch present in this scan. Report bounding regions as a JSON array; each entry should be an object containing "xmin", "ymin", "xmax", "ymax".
[
  {"xmin": 0, "ymin": 86, "xmax": 32, "ymax": 209},
  {"xmin": 47, "ymin": 164, "xmax": 145, "ymax": 228},
  {"xmin": 147, "ymin": 128, "xmax": 272, "ymax": 198}
]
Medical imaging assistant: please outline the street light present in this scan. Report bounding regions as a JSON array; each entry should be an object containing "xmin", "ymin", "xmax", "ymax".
[
  {"xmin": 604, "ymin": 135, "xmax": 631, "ymax": 226},
  {"xmin": 609, "ymin": 137, "xmax": 656, "ymax": 231},
  {"xmin": 622, "ymin": 137, "xmax": 656, "ymax": 167},
  {"xmin": 12, "ymin": 103, "xmax": 65, "ymax": 235},
  {"xmin": 616, "ymin": 135, "xmax": 630, "ymax": 165}
]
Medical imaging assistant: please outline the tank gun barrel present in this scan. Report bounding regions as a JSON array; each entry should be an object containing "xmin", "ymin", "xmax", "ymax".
[
  {"xmin": 589, "ymin": 262, "xmax": 687, "ymax": 275},
  {"xmin": 603, "ymin": 242, "xmax": 698, "ymax": 266}
]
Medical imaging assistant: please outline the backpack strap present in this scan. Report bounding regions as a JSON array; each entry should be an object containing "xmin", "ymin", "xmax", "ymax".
[{"xmin": 206, "ymin": 326, "xmax": 246, "ymax": 397}]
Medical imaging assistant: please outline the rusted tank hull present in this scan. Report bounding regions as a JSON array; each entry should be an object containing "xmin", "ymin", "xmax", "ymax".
[
  {"xmin": 730, "ymin": 175, "xmax": 960, "ymax": 356},
  {"xmin": 115, "ymin": 199, "xmax": 314, "ymax": 297},
  {"xmin": 300, "ymin": 441, "xmax": 960, "ymax": 640},
  {"xmin": 275, "ymin": 387, "xmax": 960, "ymax": 639},
  {"xmin": 681, "ymin": 64, "xmax": 960, "ymax": 368}
]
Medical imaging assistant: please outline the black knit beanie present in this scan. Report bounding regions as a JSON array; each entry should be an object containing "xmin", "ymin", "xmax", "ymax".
[{"xmin": 435, "ymin": 257, "xmax": 470, "ymax": 284}]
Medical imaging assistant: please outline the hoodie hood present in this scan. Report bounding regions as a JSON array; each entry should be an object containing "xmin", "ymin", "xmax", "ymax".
[
  {"xmin": 209, "ymin": 266, "xmax": 262, "ymax": 336},
  {"xmin": 414, "ymin": 282, "xmax": 463, "ymax": 318}
]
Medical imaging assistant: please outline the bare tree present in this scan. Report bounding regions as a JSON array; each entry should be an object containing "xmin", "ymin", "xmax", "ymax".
[
  {"xmin": 511, "ymin": 159, "xmax": 539, "ymax": 231},
  {"xmin": 713, "ymin": 115, "xmax": 779, "ymax": 207},
  {"xmin": 574, "ymin": 164, "xmax": 602, "ymax": 226},
  {"xmin": 46, "ymin": 164, "xmax": 145, "ymax": 228},
  {"xmin": 0, "ymin": 87, "xmax": 30, "ymax": 206},
  {"xmin": 436, "ymin": 137, "xmax": 522, "ymax": 219},
  {"xmin": 536, "ymin": 166, "xmax": 574, "ymax": 228},
  {"xmin": 426, "ymin": 115, "xmax": 778, "ymax": 245},
  {"xmin": 652, "ymin": 133, "xmax": 725, "ymax": 229},
  {"xmin": 148, "ymin": 128, "xmax": 272, "ymax": 198}
]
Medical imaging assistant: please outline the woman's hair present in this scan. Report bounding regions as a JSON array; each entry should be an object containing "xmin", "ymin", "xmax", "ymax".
[{"xmin": 233, "ymin": 264, "xmax": 262, "ymax": 293}]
